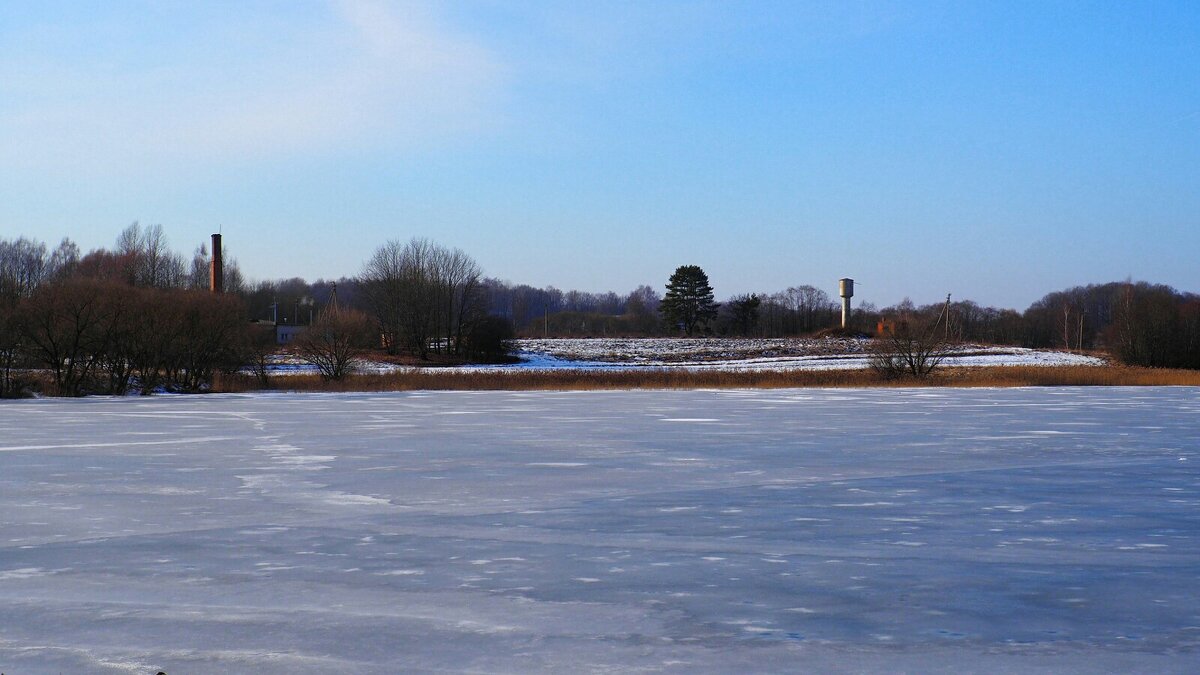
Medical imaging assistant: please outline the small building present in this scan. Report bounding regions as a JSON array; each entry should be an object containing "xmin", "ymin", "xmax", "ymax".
[
  {"xmin": 276, "ymin": 324, "xmax": 306, "ymax": 345},
  {"xmin": 271, "ymin": 298, "xmax": 315, "ymax": 345},
  {"xmin": 876, "ymin": 317, "xmax": 910, "ymax": 336}
]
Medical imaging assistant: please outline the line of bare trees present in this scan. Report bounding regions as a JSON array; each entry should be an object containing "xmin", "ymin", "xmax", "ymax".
[
  {"xmin": 6, "ymin": 223, "xmax": 1200, "ymax": 397},
  {"xmin": 15, "ymin": 280, "xmax": 246, "ymax": 395},
  {"xmin": 414, "ymin": 268, "xmax": 1200, "ymax": 371},
  {"xmin": 2, "ymin": 228, "xmax": 523, "ymax": 395},
  {"xmin": 359, "ymin": 238, "xmax": 488, "ymax": 359},
  {"xmin": 288, "ymin": 237, "xmax": 514, "ymax": 376},
  {"xmin": 481, "ymin": 280, "xmax": 837, "ymax": 337},
  {"xmin": 483, "ymin": 268, "xmax": 1200, "ymax": 371},
  {"xmin": 1, "ymin": 228, "xmax": 249, "ymax": 396},
  {"xmin": 74, "ymin": 222, "xmax": 247, "ymax": 293},
  {"xmin": 1103, "ymin": 283, "xmax": 1200, "ymax": 368},
  {"xmin": 1, "ymin": 237, "xmax": 77, "ymax": 396},
  {"xmin": 480, "ymin": 280, "xmax": 842, "ymax": 338},
  {"xmin": 862, "ymin": 282, "xmax": 1200, "ymax": 368}
]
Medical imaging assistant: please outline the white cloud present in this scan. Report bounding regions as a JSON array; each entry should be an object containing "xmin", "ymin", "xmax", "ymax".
[{"xmin": 0, "ymin": 1, "xmax": 505, "ymax": 172}]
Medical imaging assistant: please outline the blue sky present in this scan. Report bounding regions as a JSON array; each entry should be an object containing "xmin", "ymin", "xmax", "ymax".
[{"xmin": 2, "ymin": 1, "xmax": 1197, "ymax": 309}]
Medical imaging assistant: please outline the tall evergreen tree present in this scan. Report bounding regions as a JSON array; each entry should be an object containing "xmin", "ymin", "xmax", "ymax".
[{"xmin": 660, "ymin": 265, "xmax": 719, "ymax": 335}]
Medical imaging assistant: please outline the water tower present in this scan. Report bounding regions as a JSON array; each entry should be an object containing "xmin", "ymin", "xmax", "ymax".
[{"xmin": 838, "ymin": 278, "xmax": 854, "ymax": 328}]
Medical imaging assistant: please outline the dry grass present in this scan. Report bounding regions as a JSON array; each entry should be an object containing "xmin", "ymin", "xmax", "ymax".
[
  {"xmin": 933, "ymin": 365, "xmax": 1200, "ymax": 387},
  {"xmin": 212, "ymin": 364, "xmax": 1200, "ymax": 393}
]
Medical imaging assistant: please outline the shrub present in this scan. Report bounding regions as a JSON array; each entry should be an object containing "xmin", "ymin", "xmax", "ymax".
[
  {"xmin": 294, "ymin": 307, "xmax": 375, "ymax": 380},
  {"xmin": 868, "ymin": 317, "xmax": 951, "ymax": 379}
]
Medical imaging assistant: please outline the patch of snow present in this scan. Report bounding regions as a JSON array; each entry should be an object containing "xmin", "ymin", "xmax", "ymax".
[{"xmin": 248, "ymin": 338, "xmax": 1105, "ymax": 376}]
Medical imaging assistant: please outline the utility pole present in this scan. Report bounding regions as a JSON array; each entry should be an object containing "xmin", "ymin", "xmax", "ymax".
[{"xmin": 945, "ymin": 293, "xmax": 952, "ymax": 341}]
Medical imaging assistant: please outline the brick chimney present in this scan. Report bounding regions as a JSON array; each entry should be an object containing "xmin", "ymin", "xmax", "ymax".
[{"xmin": 209, "ymin": 233, "xmax": 223, "ymax": 293}]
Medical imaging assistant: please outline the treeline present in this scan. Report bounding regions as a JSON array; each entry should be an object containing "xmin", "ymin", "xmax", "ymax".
[
  {"xmin": 4, "ymin": 224, "xmax": 1199, "ymax": 398},
  {"xmin": 480, "ymin": 281, "xmax": 841, "ymax": 337},
  {"xmin": 0, "ymin": 228, "xmax": 252, "ymax": 396},
  {"xmin": 242, "ymin": 241, "xmax": 507, "ymax": 362},
  {"xmin": 848, "ymin": 282, "xmax": 1200, "ymax": 368},
  {"xmin": 0, "ymin": 229, "xmax": 518, "ymax": 396},
  {"xmin": 486, "ymin": 272, "xmax": 1199, "ymax": 371},
  {"xmin": 484, "ymin": 272, "xmax": 1200, "ymax": 370}
]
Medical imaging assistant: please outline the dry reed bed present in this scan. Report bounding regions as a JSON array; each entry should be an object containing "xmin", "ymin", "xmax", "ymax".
[{"xmin": 214, "ymin": 365, "xmax": 1200, "ymax": 393}]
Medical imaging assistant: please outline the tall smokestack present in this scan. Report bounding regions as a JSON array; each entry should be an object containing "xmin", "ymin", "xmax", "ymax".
[{"xmin": 210, "ymin": 233, "xmax": 223, "ymax": 294}]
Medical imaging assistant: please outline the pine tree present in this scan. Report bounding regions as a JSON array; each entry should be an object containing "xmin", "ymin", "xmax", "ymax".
[{"xmin": 660, "ymin": 265, "xmax": 719, "ymax": 336}]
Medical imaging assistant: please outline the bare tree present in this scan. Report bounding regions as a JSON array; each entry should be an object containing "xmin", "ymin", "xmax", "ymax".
[
  {"xmin": 140, "ymin": 224, "xmax": 173, "ymax": 287},
  {"xmin": 725, "ymin": 293, "xmax": 761, "ymax": 336},
  {"xmin": 625, "ymin": 285, "xmax": 661, "ymax": 334},
  {"xmin": 115, "ymin": 222, "xmax": 187, "ymax": 288},
  {"xmin": 188, "ymin": 242, "xmax": 210, "ymax": 290},
  {"xmin": 0, "ymin": 296, "xmax": 21, "ymax": 397},
  {"xmin": 360, "ymin": 238, "xmax": 484, "ymax": 359},
  {"xmin": 0, "ymin": 237, "xmax": 49, "ymax": 299},
  {"xmin": 295, "ymin": 302, "xmax": 374, "ymax": 380},
  {"xmin": 168, "ymin": 291, "xmax": 247, "ymax": 391},
  {"xmin": 360, "ymin": 239, "xmax": 407, "ymax": 353},
  {"xmin": 47, "ymin": 238, "xmax": 80, "ymax": 280},
  {"xmin": 0, "ymin": 309, "xmax": 19, "ymax": 397},
  {"xmin": 437, "ymin": 245, "xmax": 483, "ymax": 354},
  {"xmin": 1, "ymin": 237, "xmax": 73, "ymax": 396},
  {"xmin": 1105, "ymin": 282, "xmax": 1200, "ymax": 368},
  {"xmin": 17, "ymin": 279, "xmax": 114, "ymax": 395},
  {"xmin": 868, "ymin": 306, "xmax": 953, "ymax": 379},
  {"xmin": 95, "ymin": 286, "xmax": 139, "ymax": 394},
  {"xmin": 242, "ymin": 322, "xmax": 279, "ymax": 386}
]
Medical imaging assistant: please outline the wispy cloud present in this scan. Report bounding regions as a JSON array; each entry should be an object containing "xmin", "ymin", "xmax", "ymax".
[{"xmin": 0, "ymin": 1, "xmax": 505, "ymax": 172}]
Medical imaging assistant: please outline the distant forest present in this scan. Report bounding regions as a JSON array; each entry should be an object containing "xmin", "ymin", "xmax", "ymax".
[{"xmin": 2, "ymin": 224, "xmax": 1199, "ymax": 395}]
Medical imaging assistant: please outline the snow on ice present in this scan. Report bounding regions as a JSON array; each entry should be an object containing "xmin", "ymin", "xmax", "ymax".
[{"xmin": 1, "ymin": 387, "xmax": 1197, "ymax": 673}]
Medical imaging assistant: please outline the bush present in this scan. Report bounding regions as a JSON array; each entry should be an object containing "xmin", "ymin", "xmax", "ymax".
[
  {"xmin": 294, "ymin": 307, "xmax": 375, "ymax": 380},
  {"xmin": 868, "ymin": 318, "xmax": 951, "ymax": 379}
]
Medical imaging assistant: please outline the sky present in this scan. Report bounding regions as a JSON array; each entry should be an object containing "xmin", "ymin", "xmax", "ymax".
[{"xmin": 2, "ymin": 0, "xmax": 1198, "ymax": 310}]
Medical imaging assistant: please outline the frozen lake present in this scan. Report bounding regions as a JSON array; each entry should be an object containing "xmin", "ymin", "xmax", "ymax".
[{"xmin": 1, "ymin": 388, "xmax": 1198, "ymax": 673}]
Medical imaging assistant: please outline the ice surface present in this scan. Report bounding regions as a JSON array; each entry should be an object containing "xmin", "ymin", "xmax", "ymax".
[{"xmin": 1, "ymin": 388, "xmax": 1198, "ymax": 673}]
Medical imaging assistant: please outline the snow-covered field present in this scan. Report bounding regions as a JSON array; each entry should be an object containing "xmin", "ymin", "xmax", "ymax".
[
  {"xmin": 502, "ymin": 338, "xmax": 1106, "ymax": 371},
  {"xmin": 517, "ymin": 337, "xmax": 872, "ymax": 362},
  {"xmin": 2, "ymin": 388, "xmax": 1197, "ymax": 673},
  {"xmin": 262, "ymin": 338, "xmax": 1105, "ymax": 376}
]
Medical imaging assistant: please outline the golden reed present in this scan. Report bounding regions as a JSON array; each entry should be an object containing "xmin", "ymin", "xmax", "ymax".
[{"xmin": 213, "ymin": 365, "xmax": 1200, "ymax": 393}]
